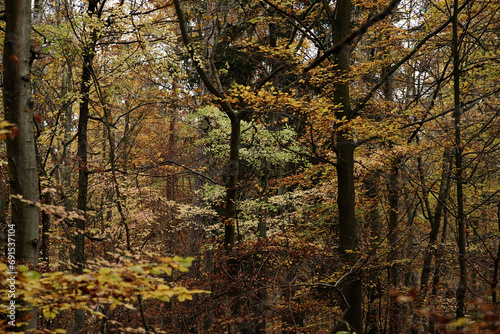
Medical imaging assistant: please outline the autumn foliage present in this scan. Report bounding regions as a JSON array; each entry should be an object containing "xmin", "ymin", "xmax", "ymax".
[{"xmin": 1, "ymin": 0, "xmax": 500, "ymax": 333}]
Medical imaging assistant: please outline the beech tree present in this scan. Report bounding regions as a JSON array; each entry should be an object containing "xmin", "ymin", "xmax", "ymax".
[{"xmin": 2, "ymin": 0, "xmax": 39, "ymax": 331}]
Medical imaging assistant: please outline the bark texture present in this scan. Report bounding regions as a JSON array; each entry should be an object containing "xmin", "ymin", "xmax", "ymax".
[
  {"xmin": 3, "ymin": 0, "xmax": 39, "ymax": 331},
  {"xmin": 332, "ymin": 0, "xmax": 362, "ymax": 331}
]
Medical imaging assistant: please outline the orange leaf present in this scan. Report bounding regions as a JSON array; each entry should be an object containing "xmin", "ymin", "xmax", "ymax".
[{"xmin": 9, "ymin": 54, "xmax": 19, "ymax": 63}]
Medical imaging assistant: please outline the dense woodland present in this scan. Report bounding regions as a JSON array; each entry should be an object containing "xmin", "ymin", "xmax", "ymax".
[{"xmin": 1, "ymin": 0, "xmax": 500, "ymax": 332}]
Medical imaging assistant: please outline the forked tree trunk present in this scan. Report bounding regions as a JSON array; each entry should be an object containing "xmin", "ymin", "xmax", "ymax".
[
  {"xmin": 419, "ymin": 149, "xmax": 452, "ymax": 293},
  {"xmin": 3, "ymin": 0, "xmax": 40, "ymax": 331},
  {"xmin": 428, "ymin": 211, "xmax": 449, "ymax": 333}
]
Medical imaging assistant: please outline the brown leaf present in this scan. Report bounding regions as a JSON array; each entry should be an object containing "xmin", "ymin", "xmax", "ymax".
[
  {"xmin": 34, "ymin": 111, "xmax": 42, "ymax": 123},
  {"xmin": 9, "ymin": 125, "xmax": 19, "ymax": 140},
  {"xmin": 408, "ymin": 287, "xmax": 418, "ymax": 299},
  {"xmin": 388, "ymin": 287, "xmax": 399, "ymax": 297},
  {"xmin": 396, "ymin": 294, "xmax": 414, "ymax": 303}
]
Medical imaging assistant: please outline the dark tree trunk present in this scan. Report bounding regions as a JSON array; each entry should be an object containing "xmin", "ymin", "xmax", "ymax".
[
  {"xmin": 73, "ymin": 1, "xmax": 100, "ymax": 332},
  {"xmin": 428, "ymin": 211, "xmax": 449, "ymax": 333},
  {"xmin": 493, "ymin": 203, "xmax": 500, "ymax": 304},
  {"xmin": 452, "ymin": 0, "xmax": 466, "ymax": 320},
  {"xmin": 419, "ymin": 149, "xmax": 452, "ymax": 293},
  {"xmin": 387, "ymin": 159, "xmax": 400, "ymax": 334},
  {"xmin": 331, "ymin": 0, "xmax": 362, "ymax": 331},
  {"xmin": 364, "ymin": 173, "xmax": 381, "ymax": 334},
  {"xmin": 224, "ymin": 115, "xmax": 241, "ymax": 251}
]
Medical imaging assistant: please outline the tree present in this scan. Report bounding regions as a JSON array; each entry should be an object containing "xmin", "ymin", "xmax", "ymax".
[
  {"xmin": 2, "ymin": 0, "xmax": 39, "ymax": 331},
  {"xmin": 452, "ymin": 0, "xmax": 466, "ymax": 320},
  {"xmin": 73, "ymin": 1, "xmax": 103, "ymax": 331},
  {"xmin": 329, "ymin": 0, "xmax": 364, "ymax": 330}
]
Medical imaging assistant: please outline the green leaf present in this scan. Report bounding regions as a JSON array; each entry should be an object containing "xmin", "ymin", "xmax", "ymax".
[
  {"xmin": 18, "ymin": 265, "xmax": 29, "ymax": 272},
  {"xmin": 129, "ymin": 266, "xmax": 144, "ymax": 273},
  {"xmin": 25, "ymin": 270, "xmax": 40, "ymax": 280}
]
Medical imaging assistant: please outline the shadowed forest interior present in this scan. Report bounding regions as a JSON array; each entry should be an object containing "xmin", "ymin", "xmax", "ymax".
[{"xmin": 1, "ymin": 0, "xmax": 500, "ymax": 332}]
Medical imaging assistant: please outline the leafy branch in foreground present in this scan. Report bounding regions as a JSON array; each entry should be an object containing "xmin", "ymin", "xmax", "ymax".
[{"xmin": 0, "ymin": 256, "xmax": 208, "ymax": 326}]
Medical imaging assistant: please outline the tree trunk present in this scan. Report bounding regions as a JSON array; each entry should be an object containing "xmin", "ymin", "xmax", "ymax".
[
  {"xmin": 0, "ymin": 172, "xmax": 8, "ymax": 257},
  {"xmin": 336, "ymin": 133, "xmax": 361, "ymax": 333},
  {"xmin": 223, "ymin": 115, "xmax": 240, "ymax": 251},
  {"xmin": 428, "ymin": 211, "xmax": 448, "ymax": 333},
  {"xmin": 73, "ymin": 1, "xmax": 99, "ymax": 331},
  {"xmin": 492, "ymin": 203, "xmax": 500, "ymax": 304},
  {"xmin": 3, "ymin": 0, "xmax": 40, "ymax": 331},
  {"xmin": 172, "ymin": 0, "xmax": 241, "ymax": 253},
  {"xmin": 419, "ymin": 149, "xmax": 452, "ymax": 294},
  {"xmin": 364, "ymin": 173, "xmax": 381, "ymax": 334},
  {"xmin": 332, "ymin": 0, "xmax": 362, "ymax": 331},
  {"xmin": 62, "ymin": 65, "xmax": 73, "ymax": 196},
  {"xmin": 452, "ymin": 0, "xmax": 467, "ymax": 320},
  {"xmin": 386, "ymin": 158, "xmax": 400, "ymax": 334}
]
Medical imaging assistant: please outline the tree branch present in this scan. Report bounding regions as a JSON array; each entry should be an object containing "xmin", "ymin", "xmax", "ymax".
[
  {"xmin": 353, "ymin": 1, "xmax": 469, "ymax": 115},
  {"xmin": 172, "ymin": 0, "xmax": 236, "ymax": 118},
  {"xmin": 304, "ymin": 0, "xmax": 401, "ymax": 72}
]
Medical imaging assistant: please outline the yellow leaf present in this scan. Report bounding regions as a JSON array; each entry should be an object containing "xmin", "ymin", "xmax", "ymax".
[
  {"xmin": 129, "ymin": 266, "xmax": 144, "ymax": 273},
  {"xmin": 43, "ymin": 308, "xmax": 58, "ymax": 319},
  {"xmin": 178, "ymin": 293, "xmax": 190, "ymax": 302},
  {"xmin": 99, "ymin": 267, "xmax": 111, "ymax": 275},
  {"xmin": 454, "ymin": 318, "xmax": 468, "ymax": 327},
  {"xmin": 123, "ymin": 303, "xmax": 136, "ymax": 310}
]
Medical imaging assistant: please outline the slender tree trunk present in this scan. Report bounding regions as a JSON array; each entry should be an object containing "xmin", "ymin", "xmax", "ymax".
[
  {"xmin": 387, "ymin": 159, "xmax": 400, "ymax": 334},
  {"xmin": 224, "ymin": 116, "xmax": 240, "ymax": 252},
  {"xmin": 404, "ymin": 195, "xmax": 418, "ymax": 288},
  {"xmin": 0, "ymin": 171, "xmax": 8, "ymax": 256},
  {"xmin": 73, "ymin": 2, "xmax": 99, "ymax": 331},
  {"xmin": 364, "ymin": 173, "xmax": 381, "ymax": 334},
  {"xmin": 167, "ymin": 80, "xmax": 178, "ymax": 201},
  {"xmin": 253, "ymin": 161, "xmax": 271, "ymax": 333},
  {"xmin": 428, "ymin": 211, "xmax": 449, "ymax": 333},
  {"xmin": 62, "ymin": 66, "xmax": 73, "ymax": 207},
  {"xmin": 419, "ymin": 149, "xmax": 452, "ymax": 293},
  {"xmin": 452, "ymin": 0, "xmax": 467, "ymax": 320},
  {"xmin": 37, "ymin": 156, "xmax": 51, "ymax": 263},
  {"xmin": 492, "ymin": 202, "xmax": 500, "ymax": 304},
  {"xmin": 3, "ymin": 0, "xmax": 40, "ymax": 331}
]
